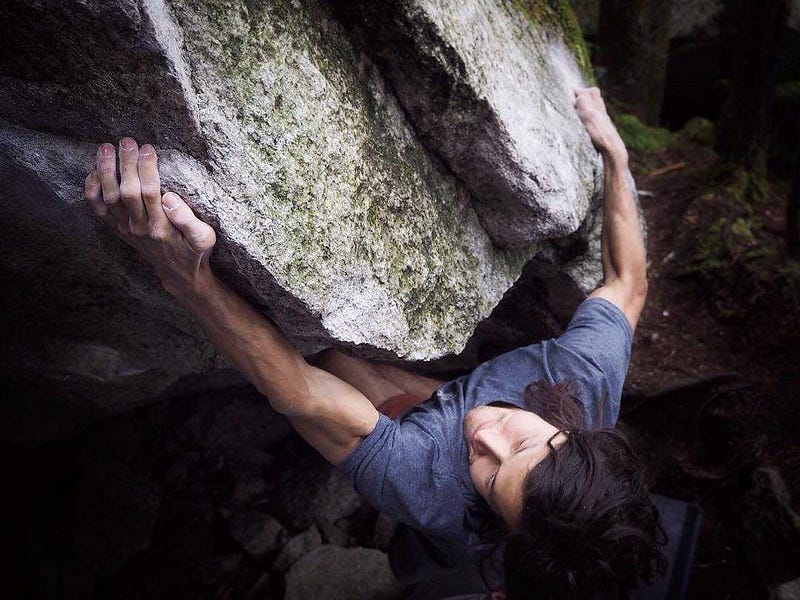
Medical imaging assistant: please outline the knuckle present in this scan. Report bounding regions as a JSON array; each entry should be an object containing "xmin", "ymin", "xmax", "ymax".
[
  {"xmin": 141, "ymin": 182, "xmax": 161, "ymax": 198},
  {"xmin": 119, "ymin": 178, "xmax": 140, "ymax": 200},
  {"xmin": 195, "ymin": 231, "xmax": 216, "ymax": 251},
  {"xmin": 148, "ymin": 227, "xmax": 169, "ymax": 242},
  {"xmin": 104, "ymin": 191, "xmax": 120, "ymax": 205}
]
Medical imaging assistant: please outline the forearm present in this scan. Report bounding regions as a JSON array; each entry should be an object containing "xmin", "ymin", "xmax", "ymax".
[
  {"xmin": 172, "ymin": 268, "xmax": 315, "ymax": 415},
  {"xmin": 600, "ymin": 150, "xmax": 647, "ymax": 290}
]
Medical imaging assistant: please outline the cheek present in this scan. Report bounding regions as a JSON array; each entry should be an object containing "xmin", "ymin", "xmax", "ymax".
[{"xmin": 469, "ymin": 462, "xmax": 488, "ymax": 499}]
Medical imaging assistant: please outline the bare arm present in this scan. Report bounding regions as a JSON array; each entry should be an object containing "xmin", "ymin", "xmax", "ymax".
[
  {"xmin": 172, "ymin": 273, "xmax": 380, "ymax": 465},
  {"xmin": 84, "ymin": 139, "xmax": 379, "ymax": 465},
  {"xmin": 574, "ymin": 87, "xmax": 647, "ymax": 331}
]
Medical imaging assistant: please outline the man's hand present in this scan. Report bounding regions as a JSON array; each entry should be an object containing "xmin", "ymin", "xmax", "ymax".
[
  {"xmin": 84, "ymin": 138, "xmax": 217, "ymax": 297},
  {"xmin": 574, "ymin": 87, "xmax": 628, "ymax": 165}
]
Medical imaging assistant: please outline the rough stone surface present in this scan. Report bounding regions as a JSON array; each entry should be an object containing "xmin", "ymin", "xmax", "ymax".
[
  {"xmin": 270, "ymin": 451, "xmax": 366, "ymax": 530},
  {"xmin": 284, "ymin": 545, "xmax": 404, "ymax": 600},
  {"xmin": 669, "ymin": 0, "xmax": 724, "ymax": 39},
  {"xmin": 0, "ymin": 0, "xmax": 605, "ymax": 440},
  {"xmin": 271, "ymin": 526, "xmax": 323, "ymax": 572},
  {"xmin": 338, "ymin": 0, "xmax": 601, "ymax": 248},
  {"xmin": 228, "ymin": 509, "xmax": 284, "ymax": 558}
]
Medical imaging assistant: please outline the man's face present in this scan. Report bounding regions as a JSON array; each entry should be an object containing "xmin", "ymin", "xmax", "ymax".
[{"xmin": 463, "ymin": 404, "xmax": 568, "ymax": 529}]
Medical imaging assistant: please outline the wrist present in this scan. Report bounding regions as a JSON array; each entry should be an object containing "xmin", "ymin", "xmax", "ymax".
[{"xmin": 162, "ymin": 263, "xmax": 220, "ymax": 306}]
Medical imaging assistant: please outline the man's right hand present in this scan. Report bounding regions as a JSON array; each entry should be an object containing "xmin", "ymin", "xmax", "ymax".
[
  {"xmin": 574, "ymin": 87, "xmax": 628, "ymax": 165},
  {"xmin": 84, "ymin": 138, "xmax": 217, "ymax": 298}
]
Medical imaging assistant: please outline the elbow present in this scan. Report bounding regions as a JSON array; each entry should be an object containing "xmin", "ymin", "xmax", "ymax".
[
  {"xmin": 616, "ymin": 272, "xmax": 648, "ymax": 303},
  {"xmin": 633, "ymin": 275, "xmax": 648, "ymax": 301}
]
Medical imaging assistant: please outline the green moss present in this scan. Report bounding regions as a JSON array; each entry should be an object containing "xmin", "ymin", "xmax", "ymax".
[
  {"xmin": 513, "ymin": 0, "xmax": 595, "ymax": 83},
  {"xmin": 614, "ymin": 114, "xmax": 670, "ymax": 153},
  {"xmin": 678, "ymin": 165, "xmax": 799, "ymax": 320},
  {"xmin": 170, "ymin": 0, "xmax": 531, "ymax": 354},
  {"xmin": 775, "ymin": 80, "xmax": 800, "ymax": 104},
  {"xmin": 679, "ymin": 117, "xmax": 716, "ymax": 148}
]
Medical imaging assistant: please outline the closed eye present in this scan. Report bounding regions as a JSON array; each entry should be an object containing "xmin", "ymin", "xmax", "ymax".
[
  {"xmin": 514, "ymin": 438, "xmax": 529, "ymax": 454},
  {"xmin": 488, "ymin": 469, "xmax": 499, "ymax": 492}
]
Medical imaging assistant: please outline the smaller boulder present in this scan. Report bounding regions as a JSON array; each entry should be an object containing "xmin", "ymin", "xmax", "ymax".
[
  {"xmin": 227, "ymin": 509, "xmax": 284, "ymax": 559},
  {"xmin": 284, "ymin": 546, "xmax": 404, "ymax": 600}
]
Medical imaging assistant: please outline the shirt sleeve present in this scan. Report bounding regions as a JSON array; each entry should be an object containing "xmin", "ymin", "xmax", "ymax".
[
  {"xmin": 547, "ymin": 297, "xmax": 633, "ymax": 428},
  {"xmin": 338, "ymin": 413, "xmax": 462, "ymax": 533}
]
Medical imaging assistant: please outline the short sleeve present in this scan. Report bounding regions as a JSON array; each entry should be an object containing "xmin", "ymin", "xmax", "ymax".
[
  {"xmin": 548, "ymin": 297, "xmax": 633, "ymax": 428},
  {"xmin": 338, "ymin": 413, "xmax": 463, "ymax": 533}
]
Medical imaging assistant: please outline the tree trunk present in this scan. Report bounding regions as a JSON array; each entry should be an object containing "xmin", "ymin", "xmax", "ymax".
[
  {"xmin": 715, "ymin": 0, "xmax": 790, "ymax": 174},
  {"xmin": 595, "ymin": 0, "xmax": 671, "ymax": 125}
]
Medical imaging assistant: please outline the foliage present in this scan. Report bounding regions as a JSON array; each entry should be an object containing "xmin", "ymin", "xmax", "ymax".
[
  {"xmin": 614, "ymin": 114, "xmax": 670, "ymax": 153},
  {"xmin": 677, "ymin": 166, "xmax": 800, "ymax": 320},
  {"xmin": 678, "ymin": 117, "xmax": 716, "ymax": 149},
  {"xmin": 775, "ymin": 80, "xmax": 800, "ymax": 104}
]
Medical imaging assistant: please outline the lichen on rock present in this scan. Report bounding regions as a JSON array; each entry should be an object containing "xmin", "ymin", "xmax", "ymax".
[{"xmin": 0, "ymin": 0, "xmax": 606, "ymax": 437}]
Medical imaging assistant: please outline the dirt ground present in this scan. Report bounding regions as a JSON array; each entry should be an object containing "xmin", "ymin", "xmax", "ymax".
[{"xmin": 621, "ymin": 143, "xmax": 800, "ymax": 597}]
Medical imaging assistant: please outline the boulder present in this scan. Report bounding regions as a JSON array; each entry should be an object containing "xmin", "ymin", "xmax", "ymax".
[
  {"xmin": 270, "ymin": 451, "xmax": 366, "ymax": 530},
  {"xmin": 284, "ymin": 546, "xmax": 404, "ymax": 600},
  {"xmin": 271, "ymin": 526, "xmax": 323, "ymax": 572},
  {"xmin": 0, "ymin": 0, "xmax": 603, "ymax": 440},
  {"xmin": 227, "ymin": 509, "xmax": 284, "ymax": 558},
  {"xmin": 336, "ymin": 0, "xmax": 600, "ymax": 248}
]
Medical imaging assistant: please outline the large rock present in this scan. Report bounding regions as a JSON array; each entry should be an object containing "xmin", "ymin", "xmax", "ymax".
[
  {"xmin": 0, "ymin": 0, "xmax": 603, "ymax": 439},
  {"xmin": 337, "ymin": 0, "xmax": 599, "ymax": 248}
]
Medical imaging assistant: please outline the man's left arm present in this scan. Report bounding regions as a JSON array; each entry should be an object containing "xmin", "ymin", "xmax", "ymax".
[{"xmin": 575, "ymin": 87, "xmax": 647, "ymax": 332}]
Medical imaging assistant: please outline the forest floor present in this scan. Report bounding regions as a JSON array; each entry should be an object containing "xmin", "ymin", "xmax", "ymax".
[{"xmin": 621, "ymin": 138, "xmax": 800, "ymax": 597}]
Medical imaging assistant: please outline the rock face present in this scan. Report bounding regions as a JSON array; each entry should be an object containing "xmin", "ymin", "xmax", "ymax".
[
  {"xmin": 284, "ymin": 545, "xmax": 405, "ymax": 600},
  {"xmin": 337, "ymin": 0, "xmax": 598, "ymax": 248},
  {"xmin": 0, "ymin": 0, "xmax": 604, "ymax": 439}
]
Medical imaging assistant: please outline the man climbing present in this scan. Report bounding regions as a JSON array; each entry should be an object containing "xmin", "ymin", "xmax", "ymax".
[{"xmin": 84, "ymin": 87, "xmax": 666, "ymax": 598}]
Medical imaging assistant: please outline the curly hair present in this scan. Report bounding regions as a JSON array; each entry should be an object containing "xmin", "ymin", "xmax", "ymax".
[{"xmin": 501, "ymin": 380, "xmax": 668, "ymax": 599}]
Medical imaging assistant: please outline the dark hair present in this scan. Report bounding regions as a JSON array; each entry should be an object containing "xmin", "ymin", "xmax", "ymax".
[{"xmin": 500, "ymin": 380, "xmax": 668, "ymax": 599}]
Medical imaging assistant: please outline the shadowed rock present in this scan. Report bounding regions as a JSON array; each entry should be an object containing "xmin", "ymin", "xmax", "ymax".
[{"xmin": 0, "ymin": 0, "xmax": 605, "ymax": 440}]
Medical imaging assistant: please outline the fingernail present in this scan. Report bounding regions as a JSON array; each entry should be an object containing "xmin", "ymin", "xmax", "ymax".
[
  {"xmin": 120, "ymin": 138, "xmax": 136, "ymax": 150},
  {"xmin": 101, "ymin": 144, "xmax": 113, "ymax": 156},
  {"xmin": 140, "ymin": 144, "xmax": 154, "ymax": 157},
  {"xmin": 87, "ymin": 172, "xmax": 99, "ymax": 185},
  {"xmin": 162, "ymin": 193, "xmax": 180, "ymax": 210}
]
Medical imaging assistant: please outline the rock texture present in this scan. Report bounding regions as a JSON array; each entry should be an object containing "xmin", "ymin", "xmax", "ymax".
[
  {"xmin": 0, "ymin": 0, "xmax": 604, "ymax": 439},
  {"xmin": 11, "ymin": 387, "xmax": 418, "ymax": 598},
  {"xmin": 284, "ymin": 545, "xmax": 405, "ymax": 600},
  {"xmin": 337, "ymin": 0, "xmax": 599, "ymax": 248}
]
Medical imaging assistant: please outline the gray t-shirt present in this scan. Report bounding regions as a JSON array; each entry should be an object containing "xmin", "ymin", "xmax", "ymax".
[{"xmin": 339, "ymin": 298, "xmax": 632, "ymax": 575}]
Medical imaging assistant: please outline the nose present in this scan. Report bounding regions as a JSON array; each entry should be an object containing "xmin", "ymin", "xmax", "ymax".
[{"xmin": 473, "ymin": 424, "xmax": 511, "ymax": 460}]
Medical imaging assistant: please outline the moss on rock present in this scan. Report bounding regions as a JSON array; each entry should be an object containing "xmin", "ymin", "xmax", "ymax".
[
  {"xmin": 614, "ymin": 114, "xmax": 670, "ymax": 153},
  {"xmin": 513, "ymin": 0, "xmax": 595, "ymax": 82},
  {"xmin": 679, "ymin": 117, "xmax": 716, "ymax": 148}
]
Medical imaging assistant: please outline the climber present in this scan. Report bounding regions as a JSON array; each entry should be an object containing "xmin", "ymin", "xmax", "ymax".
[{"xmin": 84, "ymin": 86, "xmax": 666, "ymax": 598}]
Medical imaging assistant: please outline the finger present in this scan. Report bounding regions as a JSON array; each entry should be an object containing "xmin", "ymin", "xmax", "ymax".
[
  {"xmin": 96, "ymin": 143, "xmax": 129, "ymax": 223},
  {"xmin": 161, "ymin": 192, "xmax": 216, "ymax": 253},
  {"xmin": 96, "ymin": 143, "xmax": 120, "ymax": 206},
  {"xmin": 84, "ymin": 171, "xmax": 108, "ymax": 219},
  {"xmin": 118, "ymin": 137, "xmax": 147, "ymax": 226},
  {"xmin": 137, "ymin": 143, "xmax": 168, "ymax": 230}
]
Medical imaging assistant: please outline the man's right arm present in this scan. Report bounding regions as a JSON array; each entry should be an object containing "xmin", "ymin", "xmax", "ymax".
[
  {"xmin": 574, "ymin": 87, "xmax": 648, "ymax": 332},
  {"xmin": 171, "ymin": 271, "xmax": 381, "ymax": 466}
]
